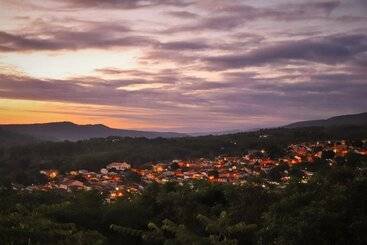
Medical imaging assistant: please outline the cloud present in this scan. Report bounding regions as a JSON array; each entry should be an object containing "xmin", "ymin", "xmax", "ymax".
[
  {"xmin": 0, "ymin": 21, "xmax": 158, "ymax": 52},
  {"xmin": 95, "ymin": 68, "xmax": 156, "ymax": 77},
  {"xmin": 57, "ymin": 0, "xmax": 193, "ymax": 9},
  {"xmin": 311, "ymin": 73, "xmax": 367, "ymax": 82},
  {"xmin": 94, "ymin": 67, "xmax": 197, "ymax": 83},
  {"xmin": 165, "ymin": 10, "xmax": 199, "ymax": 19},
  {"xmin": 0, "ymin": 23, "xmax": 212, "ymax": 53},
  {"xmin": 277, "ymin": 1, "xmax": 341, "ymax": 17},
  {"xmin": 204, "ymin": 33, "xmax": 367, "ymax": 70},
  {"xmin": 1, "ymin": 63, "xmax": 366, "ymax": 131},
  {"xmin": 0, "ymin": 31, "xmax": 157, "ymax": 52},
  {"xmin": 0, "ymin": 70, "xmax": 203, "ymax": 109},
  {"xmin": 159, "ymin": 40, "xmax": 210, "ymax": 50},
  {"xmin": 163, "ymin": 1, "xmax": 342, "ymax": 33},
  {"xmin": 205, "ymin": 79, "xmax": 367, "ymax": 123},
  {"xmin": 1, "ymin": 0, "xmax": 367, "ymax": 131}
]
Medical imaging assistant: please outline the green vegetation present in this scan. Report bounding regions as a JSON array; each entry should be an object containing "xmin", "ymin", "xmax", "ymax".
[
  {"xmin": 0, "ymin": 128, "xmax": 39, "ymax": 147},
  {"xmin": 0, "ymin": 154, "xmax": 367, "ymax": 244},
  {"xmin": 111, "ymin": 211, "xmax": 257, "ymax": 245},
  {"xmin": 1, "ymin": 125, "xmax": 367, "ymax": 244},
  {"xmin": 1, "ymin": 125, "xmax": 366, "ymax": 185}
]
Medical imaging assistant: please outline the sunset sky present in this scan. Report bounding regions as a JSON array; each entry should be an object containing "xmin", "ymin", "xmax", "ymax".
[{"xmin": 0, "ymin": 0, "xmax": 366, "ymax": 132}]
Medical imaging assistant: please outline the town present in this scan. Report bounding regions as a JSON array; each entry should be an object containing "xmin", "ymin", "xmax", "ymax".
[{"xmin": 25, "ymin": 139, "xmax": 367, "ymax": 202}]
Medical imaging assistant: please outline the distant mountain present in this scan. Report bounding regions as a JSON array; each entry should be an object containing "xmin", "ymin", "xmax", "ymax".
[
  {"xmin": 0, "ymin": 122, "xmax": 187, "ymax": 141},
  {"xmin": 2, "ymin": 112, "xmax": 366, "ymax": 143},
  {"xmin": 284, "ymin": 112, "xmax": 367, "ymax": 128},
  {"xmin": 190, "ymin": 128, "xmax": 260, "ymax": 136}
]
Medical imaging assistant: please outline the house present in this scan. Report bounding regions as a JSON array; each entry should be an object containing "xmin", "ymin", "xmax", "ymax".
[
  {"xmin": 153, "ymin": 163, "xmax": 168, "ymax": 172},
  {"xmin": 107, "ymin": 162, "xmax": 131, "ymax": 171},
  {"xmin": 61, "ymin": 180, "xmax": 84, "ymax": 190},
  {"xmin": 100, "ymin": 168, "xmax": 108, "ymax": 174}
]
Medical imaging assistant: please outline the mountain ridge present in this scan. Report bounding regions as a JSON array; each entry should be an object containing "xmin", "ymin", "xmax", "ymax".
[
  {"xmin": 1, "ymin": 112, "xmax": 366, "ymax": 143},
  {"xmin": 284, "ymin": 112, "xmax": 367, "ymax": 128},
  {"xmin": 0, "ymin": 121, "xmax": 187, "ymax": 141}
]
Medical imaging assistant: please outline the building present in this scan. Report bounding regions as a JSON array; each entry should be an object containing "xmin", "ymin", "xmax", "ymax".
[{"xmin": 106, "ymin": 162, "xmax": 131, "ymax": 171}]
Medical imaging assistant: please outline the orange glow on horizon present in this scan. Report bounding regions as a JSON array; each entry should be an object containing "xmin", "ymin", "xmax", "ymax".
[{"xmin": 0, "ymin": 98, "xmax": 163, "ymax": 130}]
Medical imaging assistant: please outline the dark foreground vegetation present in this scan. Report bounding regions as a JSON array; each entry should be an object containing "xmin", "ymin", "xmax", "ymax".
[
  {"xmin": 1, "ymin": 125, "xmax": 367, "ymax": 244},
  {"xmin": 1, "ymin": 125, "xmax": 366, "ymax": 185},
  {"xmin": 1, "ymin": 155, "xmax": 367, "ymax": 244}
]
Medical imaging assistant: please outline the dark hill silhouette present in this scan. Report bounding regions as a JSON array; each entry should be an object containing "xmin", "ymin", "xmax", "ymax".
[
  {"xmin": 1, "ymin": 112, "xmax": 366, "ymax": 143},
  {"xmin": 0, "ymin": 121, "xmax": 186, "ymax": 141},
  {"xmin": 0, "ymin": 128, "xmax": 39, "ymax": 146},
  {"xmin": 284, "ymin": 112, "xmax": 367, "ymax": 128}
]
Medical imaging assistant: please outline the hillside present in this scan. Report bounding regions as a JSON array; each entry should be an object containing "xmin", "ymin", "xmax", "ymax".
[
  {"xmin": 1, "ymin": 125, "xmax": 366, "ymax": 182},
  {"xmin": 0, "ymin": 122, "xmax": 186, "ymax": 141},
  {"xmin": 0, "ymin": 128, "xmax": 39, "ymax": 147},
  {"xmin": 285, "ymin": 112, "xmax": 367, "ymax": 128}
]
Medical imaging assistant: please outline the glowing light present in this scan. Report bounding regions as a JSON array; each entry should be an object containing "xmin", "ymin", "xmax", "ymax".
[{"xmin": 49, "ymin": 171, "xmax": 58, "ymax": 178}]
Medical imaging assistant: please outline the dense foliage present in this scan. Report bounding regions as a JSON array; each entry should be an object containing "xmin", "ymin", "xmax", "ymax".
[
  {"xmin": 1, "ymin": 125, "xmax": 366, "ymax": 244},
  {"xmin": 1, "ymin": 125, "xmax": 366, "ymax": 185},
  {"xmin": 0, "ymin": 154, "xmax": 366, "ymax": 244},
  {"xmin": 0, "ymin": 128, "xmax": 39, "ymax": 147}
]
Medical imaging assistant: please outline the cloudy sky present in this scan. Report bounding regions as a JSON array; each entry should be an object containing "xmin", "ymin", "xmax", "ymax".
[{"xmin": 0, "ymin": 0, "xmax": 366, "ymax": 132}]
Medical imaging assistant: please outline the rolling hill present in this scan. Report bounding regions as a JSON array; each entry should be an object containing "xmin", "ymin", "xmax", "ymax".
[
  {"xmin": 1, "ymin": 112, "xmax": 366, "ymax": 144},
  {"xmin": 0, "ymin": 128, "xmax": 39, "ymax": 147},
  {"xmin": 0, "ymin": 121, "xmax": 186, "ymax": 141},
  {"xmin": 284, "ymin": 112, "xmax": 367, "ymax": 128}
]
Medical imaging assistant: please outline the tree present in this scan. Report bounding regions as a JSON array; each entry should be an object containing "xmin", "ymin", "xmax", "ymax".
[
  {"xmin": 111, "ymin": 211, "xmax": 257, "ymax": 245},
  {"xmin": 258, "ymin": 164, "xmax": 367, "ymax": 245}
]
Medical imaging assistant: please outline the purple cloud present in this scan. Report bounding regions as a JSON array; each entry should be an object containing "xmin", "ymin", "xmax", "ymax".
[
  {"xmin": 53, "ymin": 0, "xmax": 194, "ymax": 9},
  {"xmin": 1, "ymin": 0, "xmax": 367, "ymax": 131},
  {"xmin": 204, "ymin": 33, "xmax": 367, "ymax": 70},
  {"xmin": 0, "ymin": 22, "xmax": 157, "ymax": 52}
]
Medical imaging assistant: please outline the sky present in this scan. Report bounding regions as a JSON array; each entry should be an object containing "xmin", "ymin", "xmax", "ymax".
[{"xmin": 0, "ymin": 0, "xmax": 366, "ymax": 132}]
